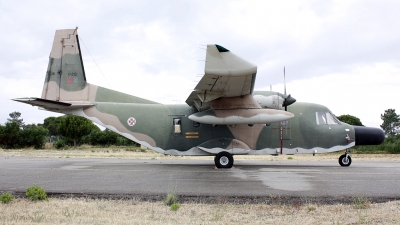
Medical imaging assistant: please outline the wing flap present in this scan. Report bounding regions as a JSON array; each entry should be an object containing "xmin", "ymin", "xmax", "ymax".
[
  {"xmin": 185, "ymin": 91, "xmax": 211, "ymax": 111},
  {"xmin": 186, "ymin": 44, "xmax": 257, "ymax": 111}
]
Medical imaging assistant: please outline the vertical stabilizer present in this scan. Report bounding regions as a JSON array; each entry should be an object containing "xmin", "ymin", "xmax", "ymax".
[{"xmin": 41, "ymin": 28, "xmax": 89, "ymax": 102}]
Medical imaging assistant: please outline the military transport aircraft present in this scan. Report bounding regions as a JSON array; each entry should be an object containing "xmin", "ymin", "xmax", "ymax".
[{"xmin": 14, "ymin": 28, "xmax": 384, "ymax": 168}]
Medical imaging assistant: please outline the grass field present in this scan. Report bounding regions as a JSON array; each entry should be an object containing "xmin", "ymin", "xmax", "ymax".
[
  {"xmin": 1, "ymin": 147, "xmax": 400, "ymax": 224},
  {"xmin": 1, "ymin": 197, "xmax": 400, "ymax": 224}
]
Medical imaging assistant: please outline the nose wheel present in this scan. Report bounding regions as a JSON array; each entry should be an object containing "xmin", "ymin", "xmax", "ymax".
[
  {"xmin": 214, "ymin": 152, "xmax": 234, "ymax": 168},
  {"xmin": 339, "ymin": 150, "xmax": 352, "ymax": 167}
]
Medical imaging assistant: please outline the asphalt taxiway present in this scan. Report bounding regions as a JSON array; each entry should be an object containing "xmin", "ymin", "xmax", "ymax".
[{"xmin": 1, "ymin": 157, "xmax": 399, "ymax": 203}]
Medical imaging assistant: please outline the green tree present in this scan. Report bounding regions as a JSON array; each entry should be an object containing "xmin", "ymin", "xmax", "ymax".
[
  {"xmin": 57, "ymin": 115, "xmax": 98, "ymax": 149},
  {"xmin": 43, "ymin": 117, "xmax": 62, "ymax": 136},
  {"xmin": 337, "ymin": 114, "xmax": 363, "ymax": 126},
  {"xmin": 89, "ymin": 129, "xmax": 119, "ymax": 146},
  {"xmin": 19, "ymin": 124, "xmax": 49, "ymax": 149},
  {"xmin": 7, "ymin": 111, "xmax": 24, "ymax": 128},
  {"xmin": 381, "ymin": 109, "xmax": 400, "ymax": 136},
  {"xmin": 1, "ymin": 112, "xmax": 49, "ymax": 149},
  {"xmin": 116, "ymin": 136, "xmax": 137, "ymax": 146},
  {"xmin": 42, "ymin": 116, "xmax": 64, "ymax": 143},
  {"xmin": 1, "ymin": 112, "xmax": 25, "ymax": 148},
  {"xmin": 1, "ymin": 122, "xmax": 20, "ymax": 148},
  {"xmin": 0, "ymin": 124, "xmax": 4, "ymax": 147},
  {"xmin": 80, "ymin": 129, "xmax": 136, "ymax": 146}
]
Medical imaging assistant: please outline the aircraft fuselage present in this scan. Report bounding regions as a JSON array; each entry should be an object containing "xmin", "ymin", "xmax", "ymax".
[{"xmin": 66, "ymin": 88, "xmax": 356, "ymax": 156}]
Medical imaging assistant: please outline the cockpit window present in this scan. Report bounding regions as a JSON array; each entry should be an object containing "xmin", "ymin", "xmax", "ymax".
[
  {"xmin": 326, "ymin": 113, "xmax": 337, "ymax": 124},
  {"xmin": 316, "ymin": 112, "xmax": 326, "ymax": 125},
  {"xmin": 316, "ymin": 112, "xmax": 341, "ymax": 125},
  {"xmin": 331, "ymin": 113, "xmax": 341, "ymax": 124}
]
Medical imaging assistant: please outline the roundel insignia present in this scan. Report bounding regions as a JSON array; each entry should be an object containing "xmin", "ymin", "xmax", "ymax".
[{"xmin": 127, "ymin": 117, "xmax": 136, "ymax": 126}]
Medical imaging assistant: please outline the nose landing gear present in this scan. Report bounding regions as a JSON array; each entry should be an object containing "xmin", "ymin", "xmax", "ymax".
[{"xmin": 339, "ymin": 149, "xmax": 352, "ymax": 167}]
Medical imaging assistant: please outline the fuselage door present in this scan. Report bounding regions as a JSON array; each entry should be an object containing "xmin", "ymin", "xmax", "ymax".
[
  {"xmin": 173, "ymin": 118, "xmax": 182, "ymax": 134},
  {"xmin": 170, "ymin": 116, "xmax": 185, "ymax": 147}
]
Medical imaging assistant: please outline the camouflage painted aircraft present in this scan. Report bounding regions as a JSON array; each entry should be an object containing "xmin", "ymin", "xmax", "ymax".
[{"xmin": 14, "ymin": 28, "xmax": 385, "ymax": 168}]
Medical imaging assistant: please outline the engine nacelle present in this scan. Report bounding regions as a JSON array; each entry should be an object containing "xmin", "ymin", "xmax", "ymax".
[
  {"xmin": 188, "ymin": 108, "xmax": 294, "ymax": 125},
  {"xmin": 253, "ymin": 94, "xmax": 284, "ymax": 110}
]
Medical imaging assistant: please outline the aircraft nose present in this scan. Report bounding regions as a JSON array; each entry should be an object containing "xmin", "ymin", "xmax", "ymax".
[{"xmin": 354, "ymin": 126, "xmax": 385, "ymax": 145}]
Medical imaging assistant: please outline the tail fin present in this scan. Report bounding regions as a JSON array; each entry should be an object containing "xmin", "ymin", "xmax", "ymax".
[
  {"xmin": 41, "ymin": 28, "xmax": 89, "ymax": 102},
  {"xmin": 15, "ymin": 28, "xmax": 159, "ymax": 109}
]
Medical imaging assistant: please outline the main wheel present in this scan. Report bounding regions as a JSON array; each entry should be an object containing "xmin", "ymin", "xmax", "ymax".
[
  {"xmin": 339, "ymin": 154, "xmax": 352, "ymax": 167},
  {"xmin": 214, "ymin": 152, "xmax": 234, "ymax": 168}
]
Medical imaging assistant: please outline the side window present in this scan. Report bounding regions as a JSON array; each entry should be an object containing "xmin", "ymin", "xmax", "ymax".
[{"xmin": 173, "ymin": 118, "xmax": 181, "ymax": 134}]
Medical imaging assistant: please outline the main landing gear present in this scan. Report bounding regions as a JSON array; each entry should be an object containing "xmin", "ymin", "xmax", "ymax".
[
  {"xmin": 214, "ymin": 152, "xmax": 234, "ymax": 168},
  {"xmin": 339, "ymin": 149, "xmax": 352, "ymax": 167}
]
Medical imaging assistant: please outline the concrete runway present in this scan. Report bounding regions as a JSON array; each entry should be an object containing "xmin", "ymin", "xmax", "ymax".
[{"xmin": 1, "ymin": 157, "xmax": 400, "ymax": 202}]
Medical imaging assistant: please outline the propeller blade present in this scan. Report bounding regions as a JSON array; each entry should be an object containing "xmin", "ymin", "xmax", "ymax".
[
  {"xmin": 283, "ymin": 66, "xmax": 286, "ymax": 97},
  {"xmin": 282, "ymin": 67, "xmax": 296, "ymax": 111}
]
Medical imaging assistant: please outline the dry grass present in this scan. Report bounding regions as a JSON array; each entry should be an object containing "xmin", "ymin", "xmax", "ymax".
[
  {"xmin": 1, "ymin": 147, "xmax": 400, "ymax": 162},
  {"xmin": 0, "ymin": 147, "xmax": 168, "ymax": 160},
  {"xmin": 0, "ymin": 198, "xmax": 399, "ymax": 224}
]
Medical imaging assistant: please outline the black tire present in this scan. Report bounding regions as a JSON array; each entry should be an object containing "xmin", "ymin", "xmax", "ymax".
[
  {"xmin": 214, "ymin": 152, "xmax": 234, "ymax": 168},
  {"xmin": 339, "ymin": 154, "xmax": 352, "ymax": 167}
]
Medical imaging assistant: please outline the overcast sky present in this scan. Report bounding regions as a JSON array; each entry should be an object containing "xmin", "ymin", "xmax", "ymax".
[{"xmin": 1, "ymin": 0, "xmax": 399, "ymax": 128}]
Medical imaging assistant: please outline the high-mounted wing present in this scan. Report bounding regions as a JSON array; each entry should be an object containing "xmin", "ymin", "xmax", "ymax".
[
  {"xmin": 186, "ymin": 44, "xmax": 294, "ymax": 127},
  {"xmin": 186, "ymin": 45, "xmax": 257, "ymax": 111}
]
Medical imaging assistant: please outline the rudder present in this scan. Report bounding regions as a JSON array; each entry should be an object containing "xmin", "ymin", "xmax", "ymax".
[{"xmin": 41, "ymin": 28, "xmax": 89, "ymax": 102}]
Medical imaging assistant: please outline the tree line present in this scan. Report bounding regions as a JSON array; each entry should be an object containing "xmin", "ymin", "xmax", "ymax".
[
  {"xmin": 0, "ymin": 110, "xmax": 399, "ymax": 152},
  {"xmin": 350, "ymin": 109, "xmax": 400, "ymax": 153},
  {"xmin": 0, "ymin": 112, "xmax": 138, "ymax": 149}
]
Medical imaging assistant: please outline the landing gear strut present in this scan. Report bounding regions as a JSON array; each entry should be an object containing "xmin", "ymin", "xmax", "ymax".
[
  {"xmin": 339, "ymin": 149, "xmax": 352, "ymax": 167},
  {"xmin": 214, "ymin": 152, "xmax": 234, "ymax": 168}
]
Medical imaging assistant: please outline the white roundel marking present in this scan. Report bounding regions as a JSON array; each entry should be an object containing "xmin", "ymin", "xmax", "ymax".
[{"xmin": 127, "ymin": 117, "xmax": 136, "ymax": 126}]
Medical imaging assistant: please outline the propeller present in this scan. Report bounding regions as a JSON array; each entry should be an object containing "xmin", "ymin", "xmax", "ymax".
[{"xmin": 282, "ymin": 66, "xmax": 296, "ymax": 111}]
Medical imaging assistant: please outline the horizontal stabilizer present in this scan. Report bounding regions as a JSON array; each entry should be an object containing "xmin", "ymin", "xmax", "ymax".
[{"xmin": 13, "ymin": 97, "xmax": 94, "ymax": 109}]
